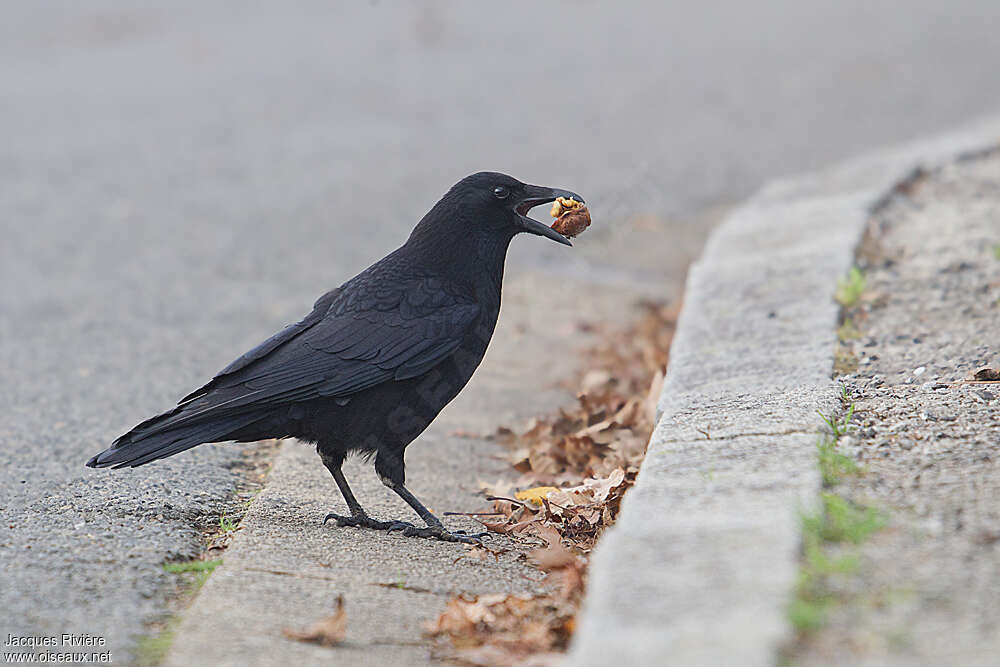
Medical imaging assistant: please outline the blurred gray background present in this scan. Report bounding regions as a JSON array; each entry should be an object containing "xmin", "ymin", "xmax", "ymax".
[{"xmin": 2, "ymin": 0, "xmax": 999, "ymax": 658}]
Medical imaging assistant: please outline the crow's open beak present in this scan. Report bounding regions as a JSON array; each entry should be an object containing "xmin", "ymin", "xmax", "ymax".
[{"xmin": 515, "ymin": 184, "xmax": 584, "ymax": 246}]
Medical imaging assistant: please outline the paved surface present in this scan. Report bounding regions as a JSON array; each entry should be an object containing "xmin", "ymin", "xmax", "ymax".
[
  {"xmin": 792, "ymin": 153, "xmax": 1000, "ymax": 665},
  {"xmin": 165, "ymin": 270, "xmax": 663, "ymax": 666},
  {"xmin": 5, "ymin": 0, "xmax": 1000, "ymax": 662},
  {"xmin": 570, "ymin": 118, "xmax": 1000, "ymax": 665}
]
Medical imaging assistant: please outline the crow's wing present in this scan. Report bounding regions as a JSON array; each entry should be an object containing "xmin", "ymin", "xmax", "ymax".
[
  {"xmin": 178, "ymin": 289, "xmax": 341, "ymax": 404},
  {"xmin": 155, "ymin": 276, "xmax": 481, "ymax": 433}
]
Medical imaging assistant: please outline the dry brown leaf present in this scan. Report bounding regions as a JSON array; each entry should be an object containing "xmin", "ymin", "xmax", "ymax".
[
  {"xmin": 580, "ymin": 468, "xmax": 626, "ymax": 503},
  {"xmin": 430, "ymin": 301, "xmax": 680, "ymax": 665},
  {"xmin": 529, "ymin": 539, "xmax": 577, "ymax": 571},
  {"xmin": 283, "ymin": 595, "xmax": 346, "ymax": 647},
  {"xmin": 972, "ymin": 366, "xmax": 1000, "ymax": 381}
]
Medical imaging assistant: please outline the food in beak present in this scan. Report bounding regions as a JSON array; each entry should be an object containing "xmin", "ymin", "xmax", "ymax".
[{"xmin": 549, "ymin": 197, "xmax": 592, "ymax": 238}]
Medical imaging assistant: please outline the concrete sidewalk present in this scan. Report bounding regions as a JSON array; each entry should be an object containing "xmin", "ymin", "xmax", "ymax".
[
  {"xmin": 164, "ymin": 253, "xmax": 689, "ymax": 665},
  {"xmin": 570, "ymin": 116, "xmax": 1000, "ymax": 665}
]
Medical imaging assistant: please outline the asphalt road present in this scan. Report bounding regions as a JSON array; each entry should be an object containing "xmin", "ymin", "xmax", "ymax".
[{"xmin": 3, "ymin": 0, "xmax": 1000, "ymax": 660}]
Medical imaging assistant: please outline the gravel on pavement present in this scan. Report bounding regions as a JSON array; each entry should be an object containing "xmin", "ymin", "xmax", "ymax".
[{"xmin": 794, "ymin": 150, "xmax": 1000, "ymax": 666}]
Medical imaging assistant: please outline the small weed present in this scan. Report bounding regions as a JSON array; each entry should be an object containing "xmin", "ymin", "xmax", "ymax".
[
  {"xmin": 219, "ymin": 513, "xmax": 239, "ymax": 533},
  {"xmin": 135, "ymin": 617, "xmax": 180, "ymax": 666},
  {"xmin": 803, "ymin": 494, "xmax": 884, "ymax": 544},
  {"xmin": 790, "ymin": 496, "xmax": 879, "ymax": 634},
  {"xmin": 817, "ymin": 405, "xmax": 860, "ymax": 486},
  {"xmin": 163, "ymin": 559, "xmax": 222, "ymax": 574},
  {"xmin": 837, "ymin": 318, "xmax": 861, "ymax": 341},
  {"xmin": 789, "ymin": 535, "xmax": 862, "ymax": 633},
  {"xmin": 137, "ymin": 560, "xmax": 222, "ymax": 663},
  {"xmin": 139, "ymin": 562, "xmax": 222, "ymax": 664},
  {"xmin": 802, "ymin": 540, "xmax": 860, "ymax": 577},
  {"xmin": 993, "ymin": 244, "xmax": 1000, "ymax": 261},
  {"xmin": 787, "ymin": 594, "xmax": 832, "ymax": 634},
  {"xmin": 818, "ymin": 404, "xmax": 855, "ymax": 439},
  {"xmin": 163, "ymin": 558, "xmax": 222, "ymax": 590},
  {"xmin": 789, "ymin": 408, "xmax": 885, "ymax": 637},
  {"xmin": 817, "ymin": 438, "xmax": 859, "ymax": 487},
  {"xmin": 835, "ymin": 267, "xmax": 866, "ymax": 307}
]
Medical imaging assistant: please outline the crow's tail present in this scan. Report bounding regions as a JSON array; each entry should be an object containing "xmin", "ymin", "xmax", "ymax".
[{"xmin": 86, "ymin": 407, "xmax": 264, "ymax": 469}]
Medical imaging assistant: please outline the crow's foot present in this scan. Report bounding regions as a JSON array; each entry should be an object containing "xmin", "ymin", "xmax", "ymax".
[
  {"xmin": 322, "ymin": 513, "xmax": 416, "ymax": 532},
  {"xmin": 452, "ymin": 529, "xmax": 491, "ymax": 538},
  {"xmin": 323, "ymin": 513, "xmax": 486, "ymax": 543},
  {"xmin": 399, "ymin": 525, "xmax": 487, "ymax": 544}
]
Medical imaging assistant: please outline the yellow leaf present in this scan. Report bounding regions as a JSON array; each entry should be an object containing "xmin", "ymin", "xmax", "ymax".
[{"xmin": 515, "ymin": 486, "xmax": 560, "ymax": 506}]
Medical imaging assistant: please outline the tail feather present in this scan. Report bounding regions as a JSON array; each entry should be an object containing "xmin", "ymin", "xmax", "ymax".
[{"xmin": 87, "ymin": 411, "xmax": 264, "ymax": 469}]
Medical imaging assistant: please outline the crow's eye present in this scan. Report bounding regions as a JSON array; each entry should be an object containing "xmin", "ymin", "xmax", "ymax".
[{"xmin": 493, "ymin": 185, "xmax": 509, "ymax": 199}]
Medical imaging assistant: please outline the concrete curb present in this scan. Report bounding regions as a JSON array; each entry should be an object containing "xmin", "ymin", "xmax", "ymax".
[{"xmin": 569, "ymin": 116, "xmax": 1000, "ymax": 666}]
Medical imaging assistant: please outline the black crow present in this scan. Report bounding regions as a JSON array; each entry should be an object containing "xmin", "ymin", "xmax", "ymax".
[{"xmin": 87, "ymin": 172, "xmax": 583, "ymax": 543}]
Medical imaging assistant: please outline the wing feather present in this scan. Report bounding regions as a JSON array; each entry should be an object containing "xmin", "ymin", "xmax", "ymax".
[{"xmin": 161, "ymin": 276, "xmax": 480, "ymax": 432}]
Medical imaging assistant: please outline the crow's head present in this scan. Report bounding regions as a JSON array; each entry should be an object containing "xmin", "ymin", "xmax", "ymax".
[{"xmin": 435, "ymin": 172, "xmax": 584, "ymax": 247}]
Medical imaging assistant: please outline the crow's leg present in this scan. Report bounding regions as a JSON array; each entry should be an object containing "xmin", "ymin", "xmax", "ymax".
[
  {"xmin": 319, "ymin": 451, "xmax": 415, "ymax": 532},
  {"xmin": 383, "ymin": 480, "xmax": 483, "ymax": 543},
  {"xmin": 375, "ymin": 453, "xmax": 485, "ymax": 544}
]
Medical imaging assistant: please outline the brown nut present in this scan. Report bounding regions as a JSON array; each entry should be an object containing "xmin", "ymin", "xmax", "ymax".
[
  {"xmin": 549, "ymin": 196, "xmax": 584, "ymax": 218},
  {"xmin": 550, "ymin": 206, "xmax": 591, "ymax": 238}
]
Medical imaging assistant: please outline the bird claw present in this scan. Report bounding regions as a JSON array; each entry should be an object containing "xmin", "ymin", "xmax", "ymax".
[
  {"xmin": 323, "ymin": 512, "xmax": 351, "ymax": 526},
  {"xmin": 453, "ymin": 529, "xmax": 491, "ymax": 540},
  {"xmin": 323, "ymin": 513, "xmax": 392, "ymax": 530},
  {"xmin": 386, "ymin": 520, "xmax": 416, "ymax": 532},
  {"xmin": 324, "ymin": 513, "xmax": 484, "ymax": 544},
  {"xmin": 400, "ymin": 525, "xmax": 484, "ymax": 544}
]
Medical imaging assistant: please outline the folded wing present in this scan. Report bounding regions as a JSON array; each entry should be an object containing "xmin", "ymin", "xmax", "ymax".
[{"xmin": 88, "ymin": 274, "xmax": 480, "ymax": 468}]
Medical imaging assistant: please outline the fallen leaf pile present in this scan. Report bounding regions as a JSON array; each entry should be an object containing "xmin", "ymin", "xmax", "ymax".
[
  {"xmin": 428, "ymin": 593, "xmax": 571, "ymax": 666},
  {"xmin": 482, "ymin": 467, "xmax": 632, "ymax": 553},
  {"xmin": 429, "ymin": 301, "xmax": 679, "ymax": 663},
  {"xmin": 485, "ymin": 300, "xmax": 679, "ymax": 551},
  {"xmin": 429, "ymin": 523, "xmax": 585, "ymax": 664}
]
